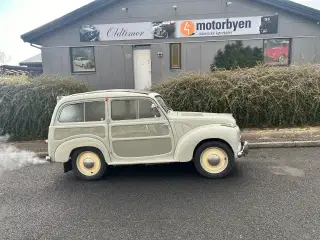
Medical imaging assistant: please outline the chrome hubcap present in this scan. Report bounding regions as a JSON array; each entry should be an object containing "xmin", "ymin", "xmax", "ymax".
[
  {"xmin": 200, "ymin": 147, "xmax": 228, "ymax": 174},
  {"xmin": 83, "ymin": 158, "xmax": 95, "ymax": 168},
  {"xmin": 207, "ymin": 154, "xmax": 221, "ymax": 166}
]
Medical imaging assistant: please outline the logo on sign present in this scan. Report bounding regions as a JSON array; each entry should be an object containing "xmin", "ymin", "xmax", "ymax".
[{"xmin": 180, "ymin": 20, "xmax": 195, "ymax": 36}]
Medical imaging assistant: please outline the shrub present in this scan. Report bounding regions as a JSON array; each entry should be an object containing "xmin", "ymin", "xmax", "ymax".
[
  {"xmin": 210, "ymin": 40, "xmax": 263, "ymax": 71},
  {"xmin": 0, "ymin": 74, "xmax": 92, "ymax": 141},
  {"xmin": 151, "ymin": 64, "xmax": 320, "ymax": 129}
]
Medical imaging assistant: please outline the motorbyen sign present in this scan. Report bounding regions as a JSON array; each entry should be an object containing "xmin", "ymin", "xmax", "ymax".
[
  {"xmin": 176, "ymin": 15, "xmax": 278, "ymax": 38},
  {"xmin": 79, "ymin": 15, "xmax": 278, "ymax": 42}
]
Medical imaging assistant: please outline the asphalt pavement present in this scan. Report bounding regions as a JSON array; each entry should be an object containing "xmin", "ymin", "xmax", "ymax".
[{"xmin": 0, "ymin": 147, "xmax": 319, "ymax": 240}]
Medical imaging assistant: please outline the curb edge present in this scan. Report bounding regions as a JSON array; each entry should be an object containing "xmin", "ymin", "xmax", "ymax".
[{"xmin": 249, "ymin": 140, "xmax": 320, "ymax": 149}]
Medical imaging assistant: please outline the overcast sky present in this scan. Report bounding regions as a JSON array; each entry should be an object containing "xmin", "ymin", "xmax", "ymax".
[{"xmin": 0, "ymin": 0, "xmax": 319, "ymax": 65}]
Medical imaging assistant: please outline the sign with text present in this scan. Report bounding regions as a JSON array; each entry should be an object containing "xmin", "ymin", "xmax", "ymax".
[
  {"xmin": 79, "ymin": 23, "xmax": 153, "ymax": 42},
  {"xmin": 176, "ymin": 15, "xmax": 278, "ymax": 38},
  {"xmin": 79, "ymin": 15, "xmax": 278, "ymax": 42}
]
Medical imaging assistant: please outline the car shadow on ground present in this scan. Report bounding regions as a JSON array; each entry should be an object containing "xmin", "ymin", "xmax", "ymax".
[
  {"xmin": 62, "ymin": 161, "xmax": 245, "ymax": 184},
  {"xmin": 52, "ymin": 162, "xmax": 249, "ymax": 198}
]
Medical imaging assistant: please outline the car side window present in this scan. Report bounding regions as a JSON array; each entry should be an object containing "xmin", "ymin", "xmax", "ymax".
[
  {"xmin": 59, "ymin": 100, "xmax": 105, "ymax": 123},
  {"xmin": 59, "ymin": 103, "xmax": 84, "ymax": 122},
  {"xmin": 138, "ymin": 99, "xmax": 161, "ymax": 119},
  {"xmin": 111, "ymin": 99, "xmax": 137, "ymax": 121},
  {"xmin": 111, "ymin": 98, "xmax": 161, "ymax": 121},
  {"xmin": 85, "ymin": 101, "xmax": 105, "ymax": 122}
]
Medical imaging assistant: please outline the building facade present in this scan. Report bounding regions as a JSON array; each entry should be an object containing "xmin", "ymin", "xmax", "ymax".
[{"xmin": 21, "ymin": 0, "xmax": 320, "ymax": 90}]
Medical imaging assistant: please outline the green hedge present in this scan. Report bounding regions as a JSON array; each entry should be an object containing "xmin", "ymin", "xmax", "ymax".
[
  {"xmin": 2, "ymin": 64, "xmax": 320, "ymax": 141},
  {"xmin": 0, "ymin": 74, "xmax": 92, "ymax": 141},
  {"xmin": 151, "ymin": 64, "xmax": 320, "ymax": 128}
]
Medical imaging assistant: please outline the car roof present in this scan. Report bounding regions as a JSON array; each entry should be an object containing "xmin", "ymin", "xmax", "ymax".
[{"xmin": 57, "ymin": 89, "xmax": 158, "ymax": 104}]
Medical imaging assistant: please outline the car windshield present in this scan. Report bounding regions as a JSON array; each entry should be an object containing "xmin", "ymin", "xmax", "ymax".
[{"xmin": 155, "ymin": 95, "xmax": 172, "ymax": 113}]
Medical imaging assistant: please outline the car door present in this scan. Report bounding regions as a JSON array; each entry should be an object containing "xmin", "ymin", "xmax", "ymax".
[{"xmin": 108, "ymin": 96, "xmax": 175, "ymax": 162}]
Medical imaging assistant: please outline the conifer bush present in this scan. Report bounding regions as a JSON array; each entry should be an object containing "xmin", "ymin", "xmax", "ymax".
[
  {"xmin": 210, "ymin": 40, "xmax": 263, "ymax": 71},
  {"xmin": 151, "ymin": 64, "xmax": 320, "ymax": 128},
  {"xmin": 0, "ymin": 74, "xmax": 92, "ymax": 141}
]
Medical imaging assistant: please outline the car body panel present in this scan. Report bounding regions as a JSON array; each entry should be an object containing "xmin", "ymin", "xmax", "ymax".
[
  {"xmin": 54, "ymin": 137, "xmax": 111, "ymax": 163},
  {"xmin": 174, "ymin": 124, "xmax": 241, "ymax": 162}
]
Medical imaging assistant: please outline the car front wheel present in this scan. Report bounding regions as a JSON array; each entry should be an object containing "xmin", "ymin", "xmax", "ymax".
[
  {"xmin": 71, "ymin": 148, "xmax": 107, "ymax": 181},
  {"xmin": 194, "ymin": 141, "xmax": 234, "ymax": 179}
]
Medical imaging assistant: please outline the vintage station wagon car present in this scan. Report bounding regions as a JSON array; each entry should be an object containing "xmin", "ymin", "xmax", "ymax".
[{"xmin": 45, "ymin": 89, "xmax": 249, "ymax": 180}]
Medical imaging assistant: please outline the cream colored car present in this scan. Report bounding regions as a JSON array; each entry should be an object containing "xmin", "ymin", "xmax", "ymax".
[{"xmin": 45, "ymin": 89, "xmax": 248, "ymax": 181}]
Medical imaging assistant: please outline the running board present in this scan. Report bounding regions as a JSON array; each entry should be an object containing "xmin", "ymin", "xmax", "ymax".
[{"xmin": 109, "ymin": 159, "xmax": 178, "ymax": 166}]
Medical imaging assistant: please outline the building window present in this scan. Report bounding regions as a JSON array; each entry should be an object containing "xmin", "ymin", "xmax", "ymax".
[
  {"xmin": 70, "ymin": 46, "xmax": 96, "ymax": 73},
  {"xmin": 263, "ymin": 38, "xmax": 292, "ymax": 66},
  {"xmin": 170, "ymin": 43, "xmax": 181, "ymax": 69}
]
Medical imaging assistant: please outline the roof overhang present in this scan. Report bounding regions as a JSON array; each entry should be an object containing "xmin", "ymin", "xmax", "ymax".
[
  {"xmin": 20, "ymin": 0, "xmax": 320, "ymax": 44},
  {"xmin": 21, "ymin": 0, "xmax": 117, "ymax": 44},
  {"xmin": 256, "ymin": 0, "xmax": 320, "ymax": 22}
]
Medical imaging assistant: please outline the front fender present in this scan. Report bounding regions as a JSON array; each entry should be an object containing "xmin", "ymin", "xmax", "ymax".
[
  {"xmin": 54, "ymin": 137, "xmax": 111, "ymax": 164},
  {"xmin": 174, "ymin": 124, "xmax": 240, "ymax": 162}
]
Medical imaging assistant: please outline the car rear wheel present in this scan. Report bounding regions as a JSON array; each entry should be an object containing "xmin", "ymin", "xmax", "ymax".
[
  {"xmin": 194, "ymin": 141, "xmax": 234, "ymax": 179},
  {"xmin": 71, "ymin": 148, "xmax": 107, "ymax": 181}
]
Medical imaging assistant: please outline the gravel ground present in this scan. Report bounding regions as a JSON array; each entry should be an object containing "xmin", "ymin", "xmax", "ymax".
[{"xmin": 0, "ymin": 147, "xmax": 319, "ymax": 240}]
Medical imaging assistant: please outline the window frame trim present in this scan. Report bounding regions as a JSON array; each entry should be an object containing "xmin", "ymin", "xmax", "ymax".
[{"xmin": 170, "ymin": 43, "xmax": 181, "ymax": 69}]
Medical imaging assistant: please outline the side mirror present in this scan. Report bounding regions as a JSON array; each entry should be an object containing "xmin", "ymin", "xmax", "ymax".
[
  {"xmin": 151, "ymin": 103, "xmax": 157, "ymax": 110},
  {"xmin": 151, "ymin": 103, "xmax": 160, "ymax": 117}
]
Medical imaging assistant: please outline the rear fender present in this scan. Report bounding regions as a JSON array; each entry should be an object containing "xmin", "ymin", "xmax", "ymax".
[
  {"xmin": 174, "ymin": 124, "xmax": 240, "ymax": 162},
  {"xmin": 54, "ymin": 137, "xmax": 111, "ymax": 164}
]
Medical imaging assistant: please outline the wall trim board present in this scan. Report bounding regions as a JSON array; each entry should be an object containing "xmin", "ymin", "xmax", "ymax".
[{"xmin": 40, "ymin": 35, "xmax": 318, "ymax": 49}]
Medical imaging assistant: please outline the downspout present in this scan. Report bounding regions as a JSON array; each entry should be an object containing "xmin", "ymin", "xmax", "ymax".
[{"xmin": 29, "ymin": 43, "xmax": 43, "ymax": 75}]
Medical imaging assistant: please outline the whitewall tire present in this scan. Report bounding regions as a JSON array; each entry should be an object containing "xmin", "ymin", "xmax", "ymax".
[
  {"xmin": 194, "ymin": 141, "xmax": 235, "ymax": 179},
  {"xmin": 71, "ymin": 148, "xmax": 107, "ymax": 181}
]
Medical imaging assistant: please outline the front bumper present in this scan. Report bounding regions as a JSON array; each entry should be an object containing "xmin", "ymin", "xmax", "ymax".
[{"xmin": 237, "ymin": 141, "xmax": 249, "ymax": 158}]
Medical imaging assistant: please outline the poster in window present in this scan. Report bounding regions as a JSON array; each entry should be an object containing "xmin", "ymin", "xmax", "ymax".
[
  {"xmin": 70, "ymin": 47, "xmax": 96, "ymax": 73},
  {"xmin": 264, "ymin": 39, "xmax": 291, "ymax": 65}
]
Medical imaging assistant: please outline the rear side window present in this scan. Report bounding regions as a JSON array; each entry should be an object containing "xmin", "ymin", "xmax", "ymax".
[
  {"xmin": 59, "ymin": 103, "xmax": 84, "ymax": 123},
  {"xmin": 59, "ymin": 101, "xmax": 105, "ymax": 123}
]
